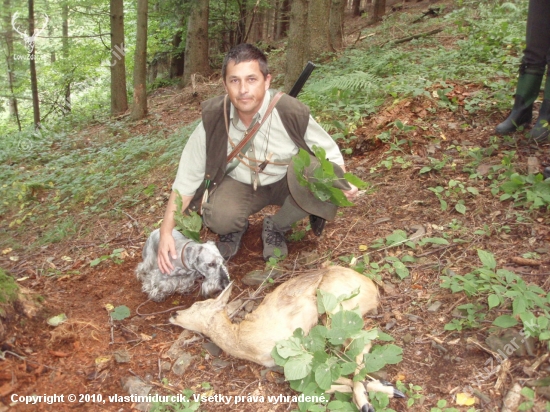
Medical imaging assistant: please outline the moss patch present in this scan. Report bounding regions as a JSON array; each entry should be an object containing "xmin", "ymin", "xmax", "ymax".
[{"xmin": 0, "ymin": 268, "xmax": 19, "ymax": 305}]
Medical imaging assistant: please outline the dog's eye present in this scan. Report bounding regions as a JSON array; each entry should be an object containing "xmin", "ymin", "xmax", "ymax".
[{"xmin": 208, "ymin": 262, "xmax": 217, "ymax": 268}]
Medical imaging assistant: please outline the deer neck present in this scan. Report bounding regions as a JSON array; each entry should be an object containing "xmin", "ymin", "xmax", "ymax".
[{"xmin": 208, "ymin": 311, "xmax": 254, "ymax": 361}]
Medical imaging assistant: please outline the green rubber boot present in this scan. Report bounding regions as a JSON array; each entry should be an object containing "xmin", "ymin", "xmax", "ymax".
[
  {"xmin": 495, "ymin": 65, "xmax": 544, "ymax": 135},
  {"xmin": 529, "ymin": 73, "xmax": 550, "ymax": 142}
]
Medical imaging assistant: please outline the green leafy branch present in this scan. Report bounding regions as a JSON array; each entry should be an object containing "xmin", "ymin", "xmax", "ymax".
[
  {"xmin": 174, "ymin": 190, "xmax": 202, "ymax": 242},
  {"xmin": 271, "ymin": 289, "xmax": 402, "ymax": 412},
  {"xmin": 441, "ymin": 250, "xmax": 550, "ymax": 345},
  {"xmin": 292, "ymin": 146, "xmax": 368, "ymax": 208}
]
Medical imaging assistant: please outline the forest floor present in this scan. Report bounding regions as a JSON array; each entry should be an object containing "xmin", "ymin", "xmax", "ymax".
[{"xmin": 2, "ymin": 2, "xmax": 550, "ymax": 412}]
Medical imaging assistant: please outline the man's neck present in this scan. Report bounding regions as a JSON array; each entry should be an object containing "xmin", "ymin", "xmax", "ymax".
[{"xmin": 238, "ymin": 113, "xmax": 255, "ymax": 129}]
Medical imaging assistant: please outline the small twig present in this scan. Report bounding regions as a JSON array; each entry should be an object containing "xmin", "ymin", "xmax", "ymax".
[
  {"xmin": 443, "ymin": 295, "xmax": 466, "ymax": 314},
  {"xmin": 128, "ymin": 369, "xmax": 145, "ymax": 381},
  {"xmin": 1, "ymin": 350, "xmax": 57, "ymax": 371},
  {"xmin": 391, "ymin": 28, "xmax": 443, "ymax": 45},
  {"xmin": 150, "ymin": 380, "xmax": 183, "ymax": 393},
  {"xmin": 415, "ymin": 244, "xmax": 458, "ymax": 258},
  {"xmin": 136, "ymin": 298, "xmax": 189, "ymax": 316}
]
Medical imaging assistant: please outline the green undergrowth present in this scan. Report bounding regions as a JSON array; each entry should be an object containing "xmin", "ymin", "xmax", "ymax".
[
  {"xmin": 1, "ymin": 120, "xmax": 198, "ymax": 248},
  {"xmin": 301, "ymin": 0, "xmax": 527, "ymax": 141},
  {"xmin": 0, "ymin": 268, "xmax": 19, "ymax": 306}
]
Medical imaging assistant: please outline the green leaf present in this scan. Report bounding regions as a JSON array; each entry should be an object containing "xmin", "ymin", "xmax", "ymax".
[
  {"xmin": 90, "ymin": 256, "xmax": 105, "ymax": 267},
  {"xmin": 343, "ymin": 172, "xmax": 368, "ymax": 190},
  {"xmin": 339, "ymin": 361, "xmax": 357, "ymax": 376},
  {"xmin": 330, "ymin": 310, "xmax": 364, "ymax": 335},
  {"xmin": 375, "ymin": 330, "xmax": 393, "ymax": 341},
  {"xmin": 314, "ymin": 364, "xmax": 333, "ymax": 390},
  {"xmin": 512, "ymin": 297, "xmax": 527, "ymax": 316},
  {"xmin": 276, "ymin": 336, "xmax": 305, "ymax": 358},
  {"xmin": 419, "ymin": 237, "xmax": 449, "ymax": 246},
  {"xmin": 492, "ymin": 315, "xmax": 518, "ymax": 328},
  {"xmin": 477, "ymin": 250, "xmax": 497, "ymax": 270},
  {"xmin": 111, "ymin": 305, "xmax": 131, "ymax": 320},
  {"xmin": 455, "ymin": 202, "xmax": 466, "ymax": 214},
  {"xmin": 488, "ymin": 294, "xmax": 500, "ymax": 309},
  {"xmin": 284, "ymin": 353, "xmax": 313, "ymax": 380},
  {"xmin": 362, "ymin": 344, "xmax": 403, "ymax": 373},
  {"xmin": 317, "ymin": 290, "xmax": 338, "ymax": 314},
  {"xmin": 47, "ymin": 313, "xmax": 68, "ymax": 326},
  {"xmin": 392, "ymin": 260, "xmax": 409, "ymax": 279},
  {"xmin": 385, "ymin": 230, "xmax": 407, "ymax": 246}
]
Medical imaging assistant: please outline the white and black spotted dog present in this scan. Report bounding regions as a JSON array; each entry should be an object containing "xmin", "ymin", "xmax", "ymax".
[{"xmin": 136, "ymin": 229, "xmax": 230, "ymax": 302}]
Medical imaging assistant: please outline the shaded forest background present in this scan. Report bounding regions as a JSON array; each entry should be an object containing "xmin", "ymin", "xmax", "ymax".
[{"xmin": 1, "ymin": 0, "xmax": 388, "ymax": 131}]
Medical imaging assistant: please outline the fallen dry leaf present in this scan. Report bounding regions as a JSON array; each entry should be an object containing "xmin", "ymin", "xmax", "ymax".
[
  {"xmin": 49, "ymin": 350, "xmax": 71, "ymax": 358},
  {"xmin": 456, "ymin": 392, "xmax": 476, "ymax": 406},
  {"xmin": 510, "ymin": 256, "xmax": 541, "ymax": 267}
]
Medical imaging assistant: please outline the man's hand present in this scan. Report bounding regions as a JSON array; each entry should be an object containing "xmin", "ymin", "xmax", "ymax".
[
  {"xmin": 157, "ymin": 191, "xmax": 193, "ymax": 274},
  {"xmin": 343, "ymin": 183, "xmax": 359, "ymax": 201},
  {"xmin": 157, "ymin": 231, "xmax": 177, "ymax": 274}
]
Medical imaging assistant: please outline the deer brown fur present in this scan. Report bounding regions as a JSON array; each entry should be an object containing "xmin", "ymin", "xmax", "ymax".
[{"xmin": 169, "ymin": 266, "xmax": 378, "ymax": 367}]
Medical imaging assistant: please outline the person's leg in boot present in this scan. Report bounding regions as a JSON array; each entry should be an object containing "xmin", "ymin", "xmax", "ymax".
[
  {"xmin": 496, "ymin": 0, "xmax": 550, "ymax": 135},
  {"xmin": 202, "ymin": 177, "xmax": 252, "ymax": 260},
  {"xmin": 530, "ymin": 72, "xmax": 550, "ymax": 142},
  {"xmin": 263, "ymin": 196, "xmax": 308, "ymax": 261},
  {"xmin": 495, "ymin": 64, "xmax": 544, "ymax": 134}
]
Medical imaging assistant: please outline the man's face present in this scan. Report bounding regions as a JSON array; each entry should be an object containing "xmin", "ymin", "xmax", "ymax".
[{"xmin": 223, "ymin": 60, "xmax": 271, "ymax": 123}]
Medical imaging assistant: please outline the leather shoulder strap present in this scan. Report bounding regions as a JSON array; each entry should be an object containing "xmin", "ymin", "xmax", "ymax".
[{"xmin": 226, "ymin": 91, "xmax": 284, "ymax": 163}]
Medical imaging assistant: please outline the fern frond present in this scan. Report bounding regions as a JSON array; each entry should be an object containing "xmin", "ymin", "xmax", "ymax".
[{"xmin": 313, "ymin": 71, "xmax": 377, "ymax": 93}]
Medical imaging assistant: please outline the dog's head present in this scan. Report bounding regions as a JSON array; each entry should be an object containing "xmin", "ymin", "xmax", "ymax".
[{"xmin": 188, "ymin": 241, "xmax": 230, "ymax": 297}]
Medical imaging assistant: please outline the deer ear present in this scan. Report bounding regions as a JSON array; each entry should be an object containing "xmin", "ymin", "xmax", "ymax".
[{"xmin": 216, "ymin": 281, "xmax": 233, "ymax": 305}]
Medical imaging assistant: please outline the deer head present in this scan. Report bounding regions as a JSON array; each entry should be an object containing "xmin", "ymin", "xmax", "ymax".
[{"xmin": 12, "ymin": 11, "xmax": 49, "ymax": 54}]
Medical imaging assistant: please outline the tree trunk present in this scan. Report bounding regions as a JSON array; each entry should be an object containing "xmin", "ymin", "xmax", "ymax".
[
  {"xmin": 371, "ymin": 0, "xmax": 386, "ymax": 23},
  {"xmin": 275, "ymin": 0, "xmax": 290, "ymax": 40},
  {"xmin": 110, "ymin": 0, "xmax": 128, "ymax": 116},
  {"xmin": 182, "ymin": 0, "xmax": 209, "ymax": 88},
  {"xmin": 28, "ymin": 0, "xmax": 40, "ymax": 129},
  {"xmin": 329, "ymin": 0, "xmax": 344, "ymax": 50},
  {"xmin": 308, "ymin": 0, "xmax": 332, "ymax": 56},
  {"xmin": 3, "ymin": 0, "xmax": 21, "ymax": 130},
  {"xmin": 169, "ymin": 17, "xmax": 185, "ymax": 78},
  {"xmin": 62, "ymin": 2, "xmax": 70, "ymax": 114},
  {"xmin": 352, "ymin": 0, "xmax": 361, "ymax": 16},
  {"xmin": 235, "ymin": 1, "xmax": 247, "ymax": 45},
  {"xmin": 130, "ymin": 0, "xmax": 148, "ymax": 120},
  {"xmin": 284, "ymin": 0, "xmax": 309, "ymax": 92}
]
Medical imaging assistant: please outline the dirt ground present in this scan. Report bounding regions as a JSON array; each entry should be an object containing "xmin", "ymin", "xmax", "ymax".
[{"xmin": 2, "ymin": 3, "xmax": 550, "ymax": 412}]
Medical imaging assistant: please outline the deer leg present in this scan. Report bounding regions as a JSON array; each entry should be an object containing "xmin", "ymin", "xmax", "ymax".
[
  {"xmin": 352, "ymin": 342, "xmax": 374, "ymax": 412},
  {"xmin": 327, "ymin": 340, "xmax": 405, "ymax": 411}
]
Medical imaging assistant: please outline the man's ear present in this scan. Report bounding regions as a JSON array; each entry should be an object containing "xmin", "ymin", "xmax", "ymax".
[{"xmin": 265, "ymin": 73, "xmax": 272, "ymax": 90}]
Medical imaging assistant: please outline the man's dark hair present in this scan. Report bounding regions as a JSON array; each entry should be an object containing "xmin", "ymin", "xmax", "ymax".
[{"xmin": 222, "ymin": 43, "xmax": 269, "ymax": 81}]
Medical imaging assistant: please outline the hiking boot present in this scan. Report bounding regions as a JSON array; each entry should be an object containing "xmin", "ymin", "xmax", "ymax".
[
  {"xmin": 495, "ymin": 64, "xmax": 544, "ymax": 135},
  {"xmin": 530, "ymin": 99, "xmax": 550, "ymax": 142},
  {"xmin": 262, "ymin": 216, "xmax": 287, "ymax": 261},
  {"xmin": 216, "ymin": 221, "xmax": 249, "ymax": 260}
]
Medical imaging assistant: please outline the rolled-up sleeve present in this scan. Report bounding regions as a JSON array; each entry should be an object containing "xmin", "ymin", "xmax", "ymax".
[
  {"xmin": 172, "ymin": 122, "xmax": 207, "ymax": 196},
  {"xmin": 304, "ymin": 116, "xmax": 345, "ymax": 166}
]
